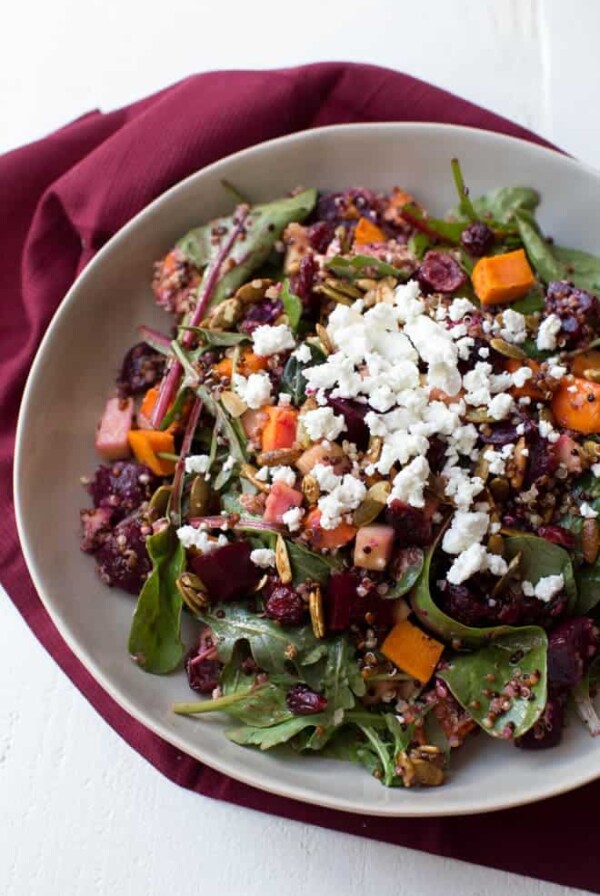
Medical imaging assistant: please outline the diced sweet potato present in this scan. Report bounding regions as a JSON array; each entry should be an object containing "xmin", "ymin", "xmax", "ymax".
[
  {"xmin": 471, "ymin": 249, "xmax": 535, "ymax": 305},
  {"xmin": 552, "ymin": 377, "xmax": 600, "ymax": 434},
  {"xmin": 353, "ymin": 216, "xmax": 386, "ymax": 246},
  {"xmin": 353, "ymin": 524, "xmax": 395, "ymax": 571},
  {"xmin": 96, "ymin": 397, "xmax": 134, "ymax": 461},
  {"xmin": 381, "ymin": 619, "xmax": 444, "ymax": 684},
  {"xmin": 304, "ymin": 508, "xmax": 356, "ymax": 551},
  {"xmin": 263, "ymin": 481, "xmax": 303, "ymax": 525},
  {"xmin": 214, "ymin": 350, "xmax": 268, "ymax": 380},
  {"xmin": 127, "ymin": 429, "xmax": 176, "ymax": 476},
  {"xmin": 261, "ymin": 406, "xmax": 298, "ymax": 452},
  {"xmin": 505, "ymin": 358, "xmax": 545, "ymax": 400}
]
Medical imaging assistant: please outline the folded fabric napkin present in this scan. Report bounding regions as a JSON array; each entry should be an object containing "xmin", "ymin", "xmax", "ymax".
[{"xmin": 2, "ymin": 62, "xmax": 598, "ymax": 893}]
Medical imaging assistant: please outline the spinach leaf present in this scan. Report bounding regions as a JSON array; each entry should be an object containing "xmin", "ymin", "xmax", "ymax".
[
  {"xmin": 408, "ymin": 231, "xmax": 431, "ymax": 259},
  {"xmin": 225, "ymin": 713, "xmax": 329, "ymax": 749},
  {"xmin": 573, "ymin": 655, "xmax": 600, "ymax": 736},
  {"xmin": 503, "ymin": 534, "xmax": 577, "ymax": 610},
  {"xmin": 357, "ymin": 724, "xmax": 400, "ymax": 785},
  {"xmin": 200, "ymin": 603, "xmax": 328, "ymax": 674},
  {"xmin": 472, "ymin": 186, "xmax": 540, "ymax": 224},
  {"xmin": 385, "ymin": 547, "xmax": 424, "ymax": 599},
  {"xmin": 510, "ymin": 284, "xmax": 545, "ymax": 314},
  {"xmin": 401, "ymin": 203, "xmax": 464, "ymax": 243},
  {"xmin": 286, "ymin": 539, "xmax": 342, "ymax": 587},
  {"xmin": 280, "ymin": 280, "xmax": 302, "ymax": 331},
  {"xmin": 177, "ymin": 188, "xmax": 317, "ymax": 304},
  {"xmin": 554, "ymin": 245, "xmax": 600, "ymax": 293},
  {"xmin": 279, "ymin": 343, "xmax": 326, "ymax": 406},
  {"xmin": 515, "ymin": 210, "xmax": 564, "ymax": 283},
  {"xmin": 128, "ymin": 526, "xmax": 186, "ymax": 674},
  {"xmin": 439, "ymin": 627, "xmax": 548, "ymax": 738},
  {"xmin": 324, "ymin": 254, "xmax": 410, "ymax": 281}
]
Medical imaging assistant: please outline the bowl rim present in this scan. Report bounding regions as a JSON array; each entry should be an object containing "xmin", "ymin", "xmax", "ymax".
[{"xmin": 14, "ymin": 120, "xmax": 600, "ymax": 817}]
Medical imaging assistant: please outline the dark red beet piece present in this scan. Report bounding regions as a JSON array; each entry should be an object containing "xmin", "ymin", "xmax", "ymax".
[
  {"xmin": 264, "ymin": 584, "xmax": 306, "ymax": 626},
  {"xmin": 326, "ymin": 572, "xmax": 360, "ymax": 632},
  {"xmin": 117, "ymin": 342, "xmax": 165, "ymax": 398},
  {"xmin": 80, "ymin": 506, "xmax": 114, "ymax": 553},
  {"xmin": 286, "ymin": 683, "xmax": 328, "ymax": 715},
  {"xmin": 547, "ymin": 617, "xmax": 599, "ymax": 688},
  {"xmin": 385, "ymin": 500, "xmax": 432, "ymax": 547},
  {"xmin": 426, "ymin": 437, "xmax": 447, "ymax": 474},
  {"xmin": 306, "ymin": 221, "xmax": 335, "ymax": 253},
  {"xmin": 460, "ymin": 222, "xmax": 494, "ymax": 257},
  {"xmin": 544, "ymin": 280, "xmax": 600, "ymax": 348},
  {"xmin": 239, "ymin": 298, "xmax": 283, "ymax": 334},
  {"xmin": 88, "ymin": 461, "xmax": 157, "ymax": 522},
  {"xmin": 537, "ymin": 525, "xmax": 576, "ymax": 549},
  {"xmin": 418, "ymin": 251, "xmax": 466, "ymax": 294},
  {"xmin": 190, "ymin": 541, "xmax": 261, "ymax": 602},
  {"xmin": 95, "ymin": 514, "xmax": 151, "ymax": 595},
  {"xmin": 290, "ymin": 254, "xmax": 318, "ymax": 316},
  {"xmin": 185, "ymin": 627, "xmax": 222, "ymax": 694},
  {"xmin": 326, "ymin": 397, "xmax": 370, "ymax": 449},
  {"xmin": 514, "ymin": 690, "xmax": 567, "ymax": 750}
]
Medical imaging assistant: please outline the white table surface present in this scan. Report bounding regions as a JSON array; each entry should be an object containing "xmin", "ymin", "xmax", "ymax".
[{"xmin": 3, "ymin": 1, "xmax": 600, "ymax": 894}]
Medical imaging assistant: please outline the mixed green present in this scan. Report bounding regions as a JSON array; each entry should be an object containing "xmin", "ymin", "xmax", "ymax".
[{"xmin": 80, "ymin": 163, "xmax": 600, "ymax": 788}]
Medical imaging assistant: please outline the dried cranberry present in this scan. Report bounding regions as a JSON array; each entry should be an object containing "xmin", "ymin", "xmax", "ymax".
[
  {"xmin": 185, "ymin": 627, "xmax": 221, "ymax": 694},
  {"xmin": 547, "ymin": 617, "xmax": 599, "ymax": 688},
  {"xmin": 514, "ymin": 690, "xmax": 567, "ymax": 750},
  {"xmin": 80, "ymin": 506, "xmax": 114, "ymax": 553},
  {"xmin": 306, "ymin": 221, "xmax": 335, "ymax": 253},
  {"xmin": 385, "ymin": 501, "xmax": 432, "ymax": 547},
  {"xmin": 286, "ymin": 683, "xmax": 328, "ymax": 715},
  {"xmin": 418, "ymin": 251, "xmax": 466, "ymax": 294},
  {"xmin": 544, "ymin": 280, "xmax": 600, "ymax": 348},
  {"xmin": 239, "ymin": 298, "xmax": 283, "ymax": 334},
  {"xmin": 88, "ymin": 461, "xmax": 157, "ymax": 522},
  {"xmin": 326, "ymin": 397, "xmax": 369, "ymax": 449},
  {"xmin": 460, "ymin": 222, "xmax": 494, "ymax": 257},
  {"xmin": 95, "ymin": 514, "xmax": 151, "ymax": 594},
  {"xmin": 537, "ymin": 525, "xmax": 576, "ymax": 549},
  {"xmin": 264, "ymin": 585, "xmax": 306, "ymax": 626},
  {"xmin": 290, "ymin": 254, "xmax": 318, "ymax": 316},
  {"xmin": 116, "ymin": 342, "xmax": 165, "ymax": 397},
  {"xmin": 190, "ymin": 542, "xmax": 261, "ymax": 603}
]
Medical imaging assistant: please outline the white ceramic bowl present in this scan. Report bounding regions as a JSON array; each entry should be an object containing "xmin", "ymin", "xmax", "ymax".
[{"xmin": 15, "ymin": 123, "xmax": 600, "ymax": 816}]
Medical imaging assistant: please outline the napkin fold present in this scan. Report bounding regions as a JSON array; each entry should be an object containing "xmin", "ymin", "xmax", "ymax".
[{"xmin": 2, "ymin": 62, "xmax": 597, "ymax": 893}]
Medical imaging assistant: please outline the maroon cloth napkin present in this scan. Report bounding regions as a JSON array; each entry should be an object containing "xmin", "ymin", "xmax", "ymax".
[{"xmin": 1, "ymin": 62, "xmax": 598, "ymax": 893}]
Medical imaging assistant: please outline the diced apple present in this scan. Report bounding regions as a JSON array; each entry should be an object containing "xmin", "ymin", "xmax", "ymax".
[
  {"xmin": 263, "ymin": 481, "xmax": 303, "ymax": 525},
  {"xmin": 353, "ymin": 524, "xmax": 395, "ymax": 571},
  {"xmin": 241, "ymin": 408, "xmax": 269, "ymax": 440},
  {"xmin": 95, "ymin": 397, "xmax": 134, "ymax": 460},
  {"xmin": 553, "ymin": 433, "xmax": 584, "ymax": 474},
  {"xmin": 296, "ymin": 442, "xmax": 347, "ymax": 475}
]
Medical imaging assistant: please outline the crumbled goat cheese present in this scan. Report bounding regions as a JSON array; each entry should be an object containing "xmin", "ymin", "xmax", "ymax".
[
  {"xmin": 484, "ymin": 443, "xmax": 515, "ymax": 476},
  {"xmin": 250, "ymin": 548, "xmax": 276, "ymax": 568},
  {"xmin": 490, "ymin": 521, "xmax": 501, "ymax": 534},
  {"xmin": 255, "ymin": 466, "xmax": 270, "ymax": 481},
  {"xmin": 233, "ymin": 372, "xmax": 272, "ymax": 409},
  {"xmin": 500, "ymin": 309, "xmax": 527, "ymax": 344},
  {"xmin": 311, "ymin": 463, "xmax": 341, "ymax": 492},
  {"xmin": 592, "ymin": 463, "xmax": 600, "ymax": 478},
  {"xmin": 253, "ymin": 324, "xmax": 295, "ymax": 356},
  {"xmin": 522, "ymin": 574, "xmax": 564, "ymax": 603},
  {"xmin": 488, "ymin": 393, "xmax": 514, "ymax": 420},
  {"xmin": 388, "ymin": 456, "xmax": 430, "ymax": 508},
  {"xmin": 317, "ymin": 475, "xmax": 367, "ymax": 529},
  {"xmin": 581, "ymin": 502, "xmax": 599, "ymax": 519},
  {"xmin": 538, "ymin": 418, "xmax": 561, "ymax": 443},
  {"xmin": 282, "ymin": 507, "xmax": 305, "ymax": 532},
  {"xmin": 442, "ymin": 511, "xmax": 490, "ymax": 555},
  {"xmin": 270, "ymin": 466, "xmax": 297, "ymax": 487},
  {"xmin": 302, "ymin": 407, "xmax": 346, "ymax": 441},
  {"xmin": 393, "ymin": 280, "xmax": 425, "ymax": 322},
  {"xmin": 549, "ymin": 364, "xmax": 567, "ymax": 379},
  {"xmin": 511, "ymin": 366, "xmax": 533, "ymax": 389},
  {"xmin": 185, "ymin": 454, "xmax": 211, "ymax": 475},
  {"xmin": 404, "ymin": 315, "xmax": 461, "ymax": 396},
  {"xmin": 292, "ymin": 343, "xmax": 312, "ymax": 363},
  {"xmin": 447, "ymin": 543, "xmax": 508, "ymax": 585},
  {"xmin": 478, "ymin": 346, "xmax": 490, "ymax": 359},
  {"xmin": 443, "ymin": 465, "xmax": 484, "ymax": 511},
  {"xmin": 278, "ymin": 393, "xmax": 292, "ymax": 407},
  {"xmin": 448, "ymin": 297, "xmax": 476, "ymax": 322},
  {"xmin": 176, "ymin": 527, "xmax": 228, "ymax": 552},
  {"xmin": 536, "ymin": 314, "xmax": 562, "ymax": 352}
]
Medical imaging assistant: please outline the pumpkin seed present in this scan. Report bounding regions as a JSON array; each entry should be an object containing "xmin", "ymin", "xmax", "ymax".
[
  {"xmin": 189, "ymin": 476, "xmax": 212, "ymax": 516},
  {"xmin": 176, "ymin": 572, "xmax": 209, "ymax": 615},
  {"xmin": 365, "ymin": 435, "xmax": 383, "ymax": 465},
  {"xmin": 275, "ymin": 534, "xmax": 293, "ymax": 584},
  {"xmin": 487, "ymin": 533, "xmax": 504, "ymax": 555},
  {"xmin": 256, "ymin": 447, "xmax": 303, "ymax": 467},
  {"xmin": 234, "ymin": 278, "xmax": 273, "ymax": 304},
  {"xmin": 396, "ymin": 751, "xmax": 416, "ymax": 787},
  {"xmin": 353, "ymin": 481, "xmax": 391, "ymax": 527},
  {"xmin": 491, "ymin": 550, "xmax": 522, "ymax": 600},
  {"xmin": 208, "ymin": 298, "xmax": 242, "ymax": 330},
  {"xmin": 315, "ymin": 322, "xmax": 334, "ymax": 355},
  {"xmin": 473, "ymin": 455, "xmax": 490, "ymax": 483},
  {"xmin": 355, "ymin": 278, "xmax": 378, "ymax": 292},
  {"xmin": 324, "ymin": 277, "xmax": 363, "ymax": 299},
  {"xmin": 490, "ymin": 337, "xmax": 527, "ymax": 360},
  {"xmin": 309, "ymin": 586, "xmax": 325, "ymax": 638},
  {"xmin": 149, "ymin": 484, "xmax": 172, "ymax": 515},
  {"xmin": 582, "ymin": 518, "xmax": 600, "ymax": 565},
  {"xmin": 301, "ymin": 474, "xmax": 320, "ymax": 505},
  {"xmin": 411, "ymin": 757, "xmax": 445, "ymax": 787},
  {"xmin": 240, "ymin": 463, "xmax": 270, "ymax": 493},
  {"xmin": 464, "ymin": 406, "xmax": 496, "ymax": 424},
  {"xmin": 220, "ymin": 390, "xmax": 247, "ymax": 418},
  {"xmin": 583, "ymin": 441, "xmax": 600, "ymax": 462},
  {"xmin": 315, "ymin": 283, "xmax": 354, "ymax": 306}
]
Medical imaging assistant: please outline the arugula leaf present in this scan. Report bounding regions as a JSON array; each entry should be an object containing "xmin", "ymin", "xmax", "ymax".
[
  {"xmin": 286, "ymin": 539, "xmax": 342, "ymax": 587},
  {"xmin": 450, "ymin": 158, "xmax": 478, "ymax": 222},
  {"xmin": 322, "ymin": 636, "xmax": 366, "ymax": 712},
  {"xmin": 324, "ymin": 254, "xmax": 410, "ymax": 281},
  {"xmin": 281, "ymin": 280, "xmax": 302, "ymax": 331},
  {"xmin": 279, "ymin": 343, "xmax": 326, "ymax": 406},
  {"xmin": 176, "ymin": 189, "xmax": 316, "ymax": 305},
  {"xmin": 128, "ymin": 526, "xmax": 186, "ymax": 674},
  {"xmin": 439, "ymin": 627, "xmax": 548, "ymax": 739},
  {"xmin": 225, "ymin": 713, "xmax": 329, "ymax": 749},
  {"xmin": 515, "ymin": 210, "xmax": 564, "ymax": 283},
  {"xmin": 200, "ymin": 603, "xmax": 328, "ymax": 674}
]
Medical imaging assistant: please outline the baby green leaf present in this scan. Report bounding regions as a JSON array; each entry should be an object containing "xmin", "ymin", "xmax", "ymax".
[
  {"xmin": 385, "ymin": 547, "xmax": 424, "ymax": 599},
  {"xmin": 279, "ymin": 343, "xmax": 326, "ymax": 406},
  {"xmin": 226, "ymin": 713, "xmax": 329, "ymax": 749},
  {"xmin": 472, "ymin": 186, "xmax": 540, "ymax": 224},
  {"xmin": 439, "ymin": 627, "xmax": 548, "ymax": 738},
  {"xmin": 553, "ymin": 245, "xmax": 600, "ymax": 293},
  {"xmin": 324, "ymin": 254, "xmax": 410, "ymax": 281},
  {"xmin": 503, "ymin": 534, "xmax": 577, "ymax": 610},
  {"xmin": 128, "ymin": 526, "xmax": 186, "ymax": 674},
  {"xmin": 515, "ymin": 210, "xmax": 564, "ymax": 283},
  {"xmin": 281, "ymin": 280, "xmax": 302, "ymax": 331},
  {"xmin": 286, "ymin": 539, "xmax": 342, "ymax": 587}
]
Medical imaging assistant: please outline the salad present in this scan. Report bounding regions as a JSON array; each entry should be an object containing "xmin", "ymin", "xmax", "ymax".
[{"xmin": 80, "ymin": 162, "xmax": 600, "ymax": 789}]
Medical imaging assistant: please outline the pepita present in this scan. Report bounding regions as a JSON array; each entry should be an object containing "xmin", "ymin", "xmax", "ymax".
[
  {"xmin": 176, "ymin": 572, "xmax": 209, "ymax": 615},
  {"xmin": 491, "ymin": 550, "xmax": 522, "ymax": 600},
  {"xmin": 207, "ymin": 297, "xmax": 242, "ymax": 330},
  {"xmin": 365, "ymin": 435, "xmax": 383, "ymax": 465},
  {"xmin": 314, "ymin": 283, "xmax": 354, "ymax": 306},
  {"xmin": 220, "ymin": 390, "xmax": 248, "ymax": 418},
  {"xmin": 583, "ymin": 441, "xmax": 600, "ymax": 462},
  {"xmin": 234, "ymin": 278, "xmax": 274, "ymax": 304},
  {"xmin": 582, "ymin": 518, "xmax": 600, "ymax": 565},
  {"xmin": 315, "ymin": 322, "xmax": 335, "ymax": 355},
  {"xmin": 509, "ymin": 437, "xmax": 528, "ymax": 490},
  {"xmin": 464, "ymin": 406, "xmax": 496, "ymax": 424},
  {"xmin": 149, "ymin": 484, "xmax": 172, "ymax": 515},
  {"xmin": 487, "ymin": 533, "xmax": 504, "ymax": 555},
  {"xmin": 309, "ymin": 586, "xmax": 325, "ymax": 638},
  {"xmin": 240, "ymin": 463, "xmax": 270, "ymax": 493},
  {"xmin": 324, "ymin": 277, "xmax": 363, "ymax": 299},
  {"xmin": 189, "ymin": 476, "xmax": 212, "ymax": 516},
  {"xmin": 410, "ymin": 757, "xmax": 445, "ymax": 787},
  {"xmin": 584, "ymin": 369, "xmax": 600, "ymax": 383},
  {"xmin": 490, "ymin": 337, "xmax": 527, "ymax": 360},
  {"xmin": 275, "ymin": 534, "xmax": 293, "ymax": 584},
  {"xmin": 353, "ymin": 480, "xmax": 391, "ymax": 527}
]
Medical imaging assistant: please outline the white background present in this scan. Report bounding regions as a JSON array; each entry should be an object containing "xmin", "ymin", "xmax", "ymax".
[{"xmin": 2, "ymin": 1, "xmax": 600, "ymax": 894}]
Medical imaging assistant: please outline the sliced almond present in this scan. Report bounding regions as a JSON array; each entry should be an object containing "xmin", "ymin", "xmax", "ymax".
[
  {"xmin": 309, "ymin": 586, "xmax": 325, "ymax": 638},
  {"xmin": 221, "ymin": 390, "xmax": 248, "ymax": 418},
  {"xmin": 275, "ymin": 534, "xmax": 293, "ymax": 584},
  {"xmin": 353, "ymin": 480, "xmax": 391, "ymax": 527}
]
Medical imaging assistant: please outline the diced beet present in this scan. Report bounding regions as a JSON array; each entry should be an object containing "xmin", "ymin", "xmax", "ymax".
[
  {"xmin": 95, "ymin": 514, "xmax": 151, "ymax": 595},
  {"xmin": 117, "ymin": 342, "xmax": 166, "ymax": 397},
  {"xmin": 185, "ymin": 627, "xmax": 222, "ymax": 694},
  {"xmin": 80, "ymin": 506, "xmax": 114, "ymax": 553},
  {"xmin": 95, "ymin": 396, "xmax": 134, "ymax": 461},
  {"xmin": 537, "ymin": 525, "xmax": 576, "ymax": 549},
  {"xmin": 190, "ymin": 542, "xmax": 261, "ymax": 602},
  {"xmin": 418, "ymin": 251, "xmax": 466, "ymax": 294},
  {"xmin": 306, "ymin": 221, "xmax": 335, "ymax": 253},
  {"xmin": 263, "ymin": 481, "xmax": 303, "ymax": 526},
  {"xmin": 354, "ymin": 524, "xmax": 395, "ymax": 571},
  {"xmin": 326, "ymin": 397, "xmax": 370, "ymax": 450},
  {"xmin": 326, "ymin": 572, "xmax": 360, "ymax": 632},
  {"xmin": 264, "ymin": 583, "xmax": 306, "ymax": 626},
  {"xmin": 514, "ymin": 690, "xmax": 567, "ymax": 750},
  {"xmin": 385, "ymin": 500, "xmax": 432, "ymax": 547},
  {"xmin": 547, "ymin": 617, "xmax": 600, "ymax": 688},
  {"xmin": 88, "ymin": 461, "xmax": 158, "ymax": 522},
  {"xmin": 426, "ymin": 436, "xmax": 447, "ymax": 474},
  {"xmin": 286, "ymin": 683, "xmax": 328, "ymax": 715}
]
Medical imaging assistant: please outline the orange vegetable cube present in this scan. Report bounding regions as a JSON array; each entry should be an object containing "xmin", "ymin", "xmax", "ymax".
[
  {"xmin": 353, "ymin": 216, "xmax": 386, "ymax": 246},
  {"xmin": 127, "ymin": 429, "xmax": 176, "ymax": 476},
  {"xmin": 504, "ymin": 358, "xmax": 545, "ymax": 400},
  {"xmin": 381, "ymin": 619, "xmax": 444, "ymax": 684},
  {"xmin": 214, "ymin": 350, "xmax": 268, "ymax": 380},
  {"xmin": 304, "ymin": 508, "xmax": 357, "ymax": 551},
  {"xmin": 552, "ymin": 377, "xmax": 600, "ymax": 434},
  {"xmin": 261, "ymin": 406, "xmax": 298, "ymax": 452},
  {"xmin": 471, "ymin": 249, "xmax": 535, "ymax": 305}
]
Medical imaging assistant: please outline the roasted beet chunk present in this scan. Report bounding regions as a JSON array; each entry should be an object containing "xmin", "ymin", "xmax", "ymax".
[
  {"xmin": 418, "ymin": 251, "xmax": 466, "ymax": 294},
  {"xmin": 117, "ymin": 342, "xmax": 165, "ymax": 397},
  {"xmin": 326, "ymin": 572, "xmax": 360, "ymax": 632},
  {"xmin": 190, "ymin": 541, "xmax": 261, "ymax": 602},
  {"xmin": 264, "ymin": 584, "xmax": 306, "ymax": 626},
  {"xmin": 514, "ymin": 690, "xmax": 567, "ymax": 750},
  {"xmin": 460, "ymin": 222, "xmax": 494, "ymax": 257},
  {"xmin": 326, "ymin": 397, "xmax": 369, "ymax": 450},
  {"xmin": 547, "ymin": 617, "xmax": 599, "ymax": 688},
  {"xmin": 523, "ymin": 432, "xmax": 558, "ymax": 486},
  {"xmin": 306, "ymin": 221, "xmax": 335, "ymax": 253},
  {"xmin": 95, "ymin": 514, "xmax": 151, "ymax": 594},
  {"xmin": 80, "ymin": 506, "xmax": 113, "ymax": 553},
  {"xmin": 385, "ymin": 501, "xmax": 432, "ymax": 547},
  {"xmin": 544, "ymin": 280, "xmax": 600, "ymax": 348},
  {"xmin": 286, "ymin": 683, "xmax": 328, "ymax": 715},
  {"xmin": 152, "ymin": 248, "xmax": 202, "ymax": 315},
  {"xmin": 239, "ymin": 298, "xmax": 283, "ymax": 334},
  {"xmin": 88, "ymin": 461, "xmax": 157, "ymax": 522},
  {"xmin": 436, "ymin": 575, "xmax": 568, "ymax": 629},
  {"xmin": 185, "ymin": 627, "xmax": 222, "ymax": 694}
]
